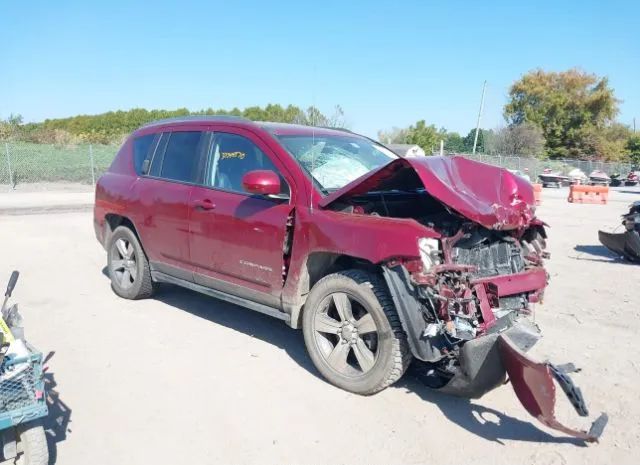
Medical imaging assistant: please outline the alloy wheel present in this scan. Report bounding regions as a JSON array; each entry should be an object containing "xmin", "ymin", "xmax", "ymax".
[
  {"xmin": 110, "ymin": 238, "xmax": 137, "ymax": 289},
  {"xmin": 312, "ymin": 292, "xmax": 379, "ymax": 377}
]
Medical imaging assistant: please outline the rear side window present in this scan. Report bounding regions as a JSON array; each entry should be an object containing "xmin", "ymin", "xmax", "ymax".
[
  {"xmin": 133, "ymin": 134, "xmax": 156, "ymax": 175},
  {"xmin": 157, "ymin": 131, "xmax": 204, "ymax": 183}
]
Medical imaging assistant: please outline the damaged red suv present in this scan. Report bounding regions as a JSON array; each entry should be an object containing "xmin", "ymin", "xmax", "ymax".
[{"xmin": 94, "ymin": 116, "xmax": 605, "ymax": 441}]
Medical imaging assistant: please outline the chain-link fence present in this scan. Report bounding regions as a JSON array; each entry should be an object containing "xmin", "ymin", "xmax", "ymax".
[
  {"xmin": 1, "ymin": 141, "xmax": 636, "ymax": 188},
  {"xmin": 455, "ymin": 153, "xmax": 636, "ymax": 182},
  {"xmin": 0, "ymin": 142, "xmax": 118, "ymax": 187}
]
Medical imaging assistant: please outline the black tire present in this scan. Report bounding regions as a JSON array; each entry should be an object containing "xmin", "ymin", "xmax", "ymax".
[
  {"xmin": 15, "ymin": 420, "xmax": 48, "ymax": 465},
  {"xmin": 302, "ymin": 269, "xmax": 411, "ymax": 395},
  {"xmin": 107, "ymin": 226, "xmax": 154, "ymax": 300}
]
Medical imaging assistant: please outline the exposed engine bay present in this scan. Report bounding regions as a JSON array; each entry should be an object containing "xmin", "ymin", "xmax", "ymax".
[
  {"xmin": 328, "ymin": 185, "xmax": 607, "ymax": 442},
  {"xmin": 339, "ymin": 189, "xmax": 548, "ymax": 364}
]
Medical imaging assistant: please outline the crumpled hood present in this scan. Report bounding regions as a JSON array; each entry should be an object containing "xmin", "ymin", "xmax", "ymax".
[{"xmin": 318, "ymin": 156, "xmax": 536, "ymax": 230}]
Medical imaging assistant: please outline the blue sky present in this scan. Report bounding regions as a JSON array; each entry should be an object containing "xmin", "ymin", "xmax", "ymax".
[{"xmin": 1, "ymin": 0, "xmax": 638, "ymax": 138}]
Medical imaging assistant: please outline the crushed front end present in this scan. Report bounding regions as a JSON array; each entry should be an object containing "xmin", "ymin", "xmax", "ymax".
[
  {"xmin": 383, "ymin": 219, "xmax": 606, "ymax": 442},
  {"xmin": 320, "ymin": 156, "xmax": 607, "ymax": 442}
]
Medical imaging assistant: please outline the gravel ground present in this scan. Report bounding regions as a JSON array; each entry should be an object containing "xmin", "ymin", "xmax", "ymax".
[{"xmin": 0, "ymin": 188, "xmax": 638, "ymax": 465}]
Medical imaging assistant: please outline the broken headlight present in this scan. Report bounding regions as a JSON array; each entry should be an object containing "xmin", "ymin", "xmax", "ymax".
[{"xmin": 418, "ymin": 237, "xmax": 441, "ymax": 272}]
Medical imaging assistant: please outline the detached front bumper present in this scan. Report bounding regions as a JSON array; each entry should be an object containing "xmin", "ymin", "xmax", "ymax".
[
  {"xmin": 500, "ymin": 333, "xmax": 608, "ymax": 442},
  {"xmin": 383, "ymin": 265, "xmax": 607, "ymax": 443},
  {"xmin": 422, "ymin": 318, "xmax": 607, "ymax": 442}
]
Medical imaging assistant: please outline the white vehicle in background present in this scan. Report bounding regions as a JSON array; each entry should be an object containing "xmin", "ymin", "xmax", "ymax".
[
  {"xmin": 507, "ymin": 169, "xmax": 531, "ymax": 183},
  {"xmin": 568, "ymin": 168, "xmax": 588, "ymax": 185}
]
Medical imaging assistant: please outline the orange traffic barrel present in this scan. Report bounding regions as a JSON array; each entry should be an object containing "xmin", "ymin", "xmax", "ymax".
[{"xmin": 532, "ymin": 183, "xmax": 542, "ymax": 205}]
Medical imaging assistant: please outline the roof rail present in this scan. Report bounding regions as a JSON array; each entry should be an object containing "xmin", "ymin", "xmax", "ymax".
[
  {"xmin": 140, "ymin": 115, "xmax": 252, "ymax": 128},
  {"xmin": 316, "ymin": 126, "xmax": 353, "ymax": 133}
]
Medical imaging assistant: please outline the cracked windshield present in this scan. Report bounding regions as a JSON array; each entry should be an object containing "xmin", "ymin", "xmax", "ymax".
[{"xmin": 277, "ymin": 135, "xmax": 397, "ymax": 193}]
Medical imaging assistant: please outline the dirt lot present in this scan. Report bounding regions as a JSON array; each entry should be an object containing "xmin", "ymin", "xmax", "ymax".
[{"xmin": 0, "ymin": 188, "xmax": 638, "ymax": 465}]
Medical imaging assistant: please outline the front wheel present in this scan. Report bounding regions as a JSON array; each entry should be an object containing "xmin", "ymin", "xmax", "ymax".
[
  {"xmin": 302, "ymin": 269, "xmax": 411, "ymax": 395},
  {"xmin": 13, "ymin": 420, "xmax": 48, "ymax": 465}
]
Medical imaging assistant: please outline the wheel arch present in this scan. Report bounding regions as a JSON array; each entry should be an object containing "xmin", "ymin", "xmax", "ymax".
[
  {"xmin": 287, "ymin": 252, "xmax": 380, "ymax": 329},
  {"xmin": 104, "ymin": 213, "xmax": 143, "ymax": 251},
  {"xmin": 300, "ymin": 267, "xmax": 412, "ymax": 394}
]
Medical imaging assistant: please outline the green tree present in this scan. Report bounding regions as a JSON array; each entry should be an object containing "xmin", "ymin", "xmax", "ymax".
[
  {"xmin": 26, "ymin": 104, "xmax": 344, "ymax": 144},
  {"xmin": 488, "ymin": 123, "xmax": 545, "ymax": 157},
  {"xmin": 379, "ymin": 123, "xmax": 476, "ymax": 154},
  {"xmin": 293, "ymin": 105, "xmax": 348, "ymax": 128},
  {"xmin": 443, "ymin": 131, "xmax": 465, "ymax": 152},
  {"xmin": 462, "ymin": 128, "xmax": 490, "ymax": 153},
  {"xmin": 0, "ymin": 114, "xmax": 23, "ymax": 140},
  {"xmin": 405, "ymin": 120, "xmax": 439, "ymax": 154},
  {"xmin": 625, "ymin": 134, "xmax": 640, "ymax": 165},
  {"xmin": 377, "ymin": 127, "xmax": 409, "ymax": 144},
  {"xmin": 504, "ymin": 68, "xmax": 619, "ymax": 159},
  {"xmin": 578, "ymin": 123, "xmax": 632, "ymax": 161}
]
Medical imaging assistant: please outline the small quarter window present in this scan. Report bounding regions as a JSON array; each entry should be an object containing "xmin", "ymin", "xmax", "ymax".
[{"xmin": 133, "ymin": 134, "xmax": 156, "ymax": 175}]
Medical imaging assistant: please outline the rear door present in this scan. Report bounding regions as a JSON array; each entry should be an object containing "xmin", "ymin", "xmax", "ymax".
[
  {"xmin": 188, "ymin": 128, "xmax": 294, "ymax": 307},
  {"xmin": 133, "ymin": 129, "xmax": 208, "ymax": 280}
]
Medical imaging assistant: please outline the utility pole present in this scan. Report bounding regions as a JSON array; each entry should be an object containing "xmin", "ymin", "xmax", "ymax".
[
  {"xmin": 472, "ymin": 80, "xmax": 487, "ymax": 155},
  {"xmin": 440, "ymin": 139, "xmax": 444, "ymax": 156},
  {"xmin": 634, "ymin": 117, "xmax": 636, "ymax": 133}
]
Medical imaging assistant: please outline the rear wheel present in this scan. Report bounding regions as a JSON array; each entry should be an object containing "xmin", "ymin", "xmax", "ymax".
[
  {"xmin": 107, "ymin": 226, "xmax": 154, "ymax": 299},
  {"xmin": 302, "ymin": 269, "xmax": 411, "ymax": 395}
]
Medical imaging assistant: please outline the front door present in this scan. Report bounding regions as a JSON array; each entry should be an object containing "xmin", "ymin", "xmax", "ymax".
[{"xmin": 189, "ymin": 129, "xmax": 293, "ymax": 307}]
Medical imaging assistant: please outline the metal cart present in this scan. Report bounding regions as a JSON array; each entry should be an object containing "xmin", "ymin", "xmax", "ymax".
[{"xmin": 0, "ymin": 272, "xmax": 48, "ymax": 465}]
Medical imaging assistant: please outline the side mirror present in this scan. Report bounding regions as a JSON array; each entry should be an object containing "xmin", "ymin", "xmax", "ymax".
[
  {"xmin": 242, "ymin": 170, "xmax": 281, "ymax": 196},
  {"xmin": 5, "ymin": 271, "xmax": 19, "ymax": 298}
]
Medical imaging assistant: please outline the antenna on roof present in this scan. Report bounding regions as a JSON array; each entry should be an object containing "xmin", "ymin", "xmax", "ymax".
[{"xmin": 310, "ymin": 66, "xmax": 317, "ymax": 215}]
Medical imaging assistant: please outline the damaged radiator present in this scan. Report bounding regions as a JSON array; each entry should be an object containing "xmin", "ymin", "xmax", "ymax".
[{"xmin": 452, "ymin": 241, "xmax": 525, "ymax": 278}]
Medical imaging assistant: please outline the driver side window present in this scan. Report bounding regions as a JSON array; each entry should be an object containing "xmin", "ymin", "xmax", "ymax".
[{"xmin": 206, "ymin": 132, "xmax": 290, "ymax": 196}]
